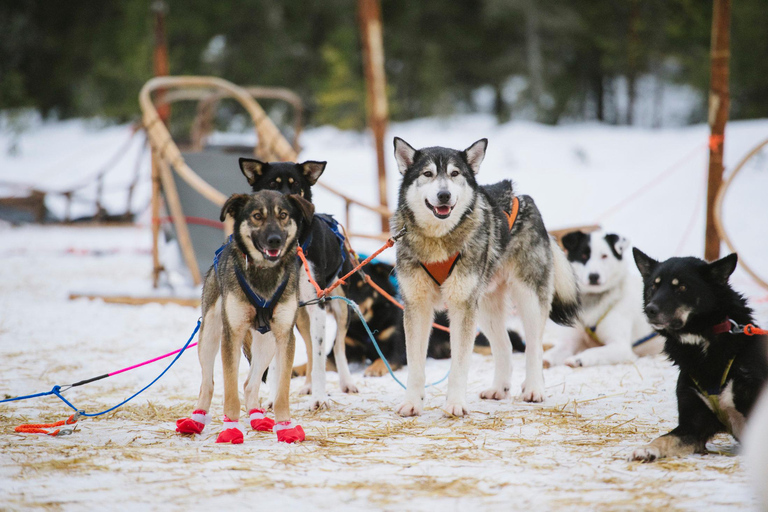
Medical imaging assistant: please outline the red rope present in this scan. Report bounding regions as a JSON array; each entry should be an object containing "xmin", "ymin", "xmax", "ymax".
[
  {"xmin": 743, "ymin": 324, "xmax": 768, "ymax": 336},
  {"xmin": 15, "ymin": 414, "xmax": 77, "ymax": 436}
]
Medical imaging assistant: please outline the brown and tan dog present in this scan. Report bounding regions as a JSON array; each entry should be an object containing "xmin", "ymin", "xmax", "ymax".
[{"xmin": 176, "ymin": 190, "xmax": 314, "ymax": 444}]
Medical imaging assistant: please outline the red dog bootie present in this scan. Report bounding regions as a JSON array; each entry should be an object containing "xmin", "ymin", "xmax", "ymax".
[
  {"xmin": 249, "ymin": 408, "xmax": 275, "ymax": 432},
  {"xmin": 176, "ymin": 409, "xmax": 210, "ymax": 435},
  {"xmin": 215, "ymin": 416, "xmax": 244, "ymax": 444},
  {"xmin": 274, "ymin": 421, "xmax": 305, "ymax": 443}
]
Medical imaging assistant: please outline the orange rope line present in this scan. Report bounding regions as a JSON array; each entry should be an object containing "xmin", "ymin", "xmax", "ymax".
[{"xmin": 15, "ymin": 414, "xmax": 77, "ymax": 436}]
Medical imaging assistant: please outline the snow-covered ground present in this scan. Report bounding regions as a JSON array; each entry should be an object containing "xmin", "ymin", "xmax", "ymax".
[{"xmin": 1, "ymin": 115, "xmax": 767, "ymax": 510}]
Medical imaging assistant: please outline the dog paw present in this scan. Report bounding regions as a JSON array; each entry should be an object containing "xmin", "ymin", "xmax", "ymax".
[
  {"xmin": 520, "ymin": 382, "xmax": 545, "ymax": 403},
  {"xmin": 629, "ymin": 446, "xmax": 660, "ymax": 462},
  {"xmin": 292, "ymin": 363, "xmax": 308, "ymax": 378},
  {"xmin": 442, "ymin": 403, "xmax": 469, "ymax": 417},
  {"xmin": 340, "ymin": 380, "xmax": 359, "ymax": 394},
  {"xmin": 480, "ymin": 386, "xmax": 510, "ymax": 400},
  {"xmin": 298, "ymin": 384, "xmax": 312, "ymax": 396},
  {"xmin": 396, "ymin": 400, "xmax": 422, "ymax": 417},
  {"xmin": 364, "ymin": 358, "xmax": 389, "ymax": 377},
  {"xmin": 308, "ymin": 395, "xmax": 330, "ymax": 411},
  {"xmin": 564, "ymin": 356, "xmax": 583, "ymax": 368}
]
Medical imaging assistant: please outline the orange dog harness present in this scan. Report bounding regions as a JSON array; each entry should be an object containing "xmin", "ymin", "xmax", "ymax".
[{"xmin": 420, "ymin": 196, "xmax": 520, "ymax": 286}]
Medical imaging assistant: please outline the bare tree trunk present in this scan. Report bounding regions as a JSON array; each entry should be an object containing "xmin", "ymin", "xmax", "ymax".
[{"xmin": 626, "ymin": 0, "xmax": 641, "ymax": 125}]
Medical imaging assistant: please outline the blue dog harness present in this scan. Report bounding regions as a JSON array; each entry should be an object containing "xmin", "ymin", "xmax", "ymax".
[
  {"xmin": 213, "ymin": 215, "xmax": 347, "ymax": 333},
  {"xmin": 213, "ymin": 235, "xmax": 293, "ymax": 335}
]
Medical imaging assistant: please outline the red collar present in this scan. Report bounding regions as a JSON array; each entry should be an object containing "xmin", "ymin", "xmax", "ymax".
[{"xmin": 712, "ymin": 317, "xmax": 733, "ymax": 335}]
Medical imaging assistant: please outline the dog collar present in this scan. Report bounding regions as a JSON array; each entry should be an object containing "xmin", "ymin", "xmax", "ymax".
[
  {"xmin": 419, "ymin": 196, "xmax": 519, "ymax": 287},
  {"xmin": 712, "ymin": 317, "xmax": 733, "ymax": 335}
]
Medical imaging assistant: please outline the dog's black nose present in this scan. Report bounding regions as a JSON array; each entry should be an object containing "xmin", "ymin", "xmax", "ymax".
[
  {"xmin": 266, "ymin": 235, "xmax": 282, "ymax": 248},
  {"xmin": 645, "ymin": 303, "xmax": 659, "ymax": 319},
  {"xmin": 437, "ymin": 190, "xmax": 451, "ymax": 204},
  {"xmin": 588, "ymin": 273, "xmax": 600, "ymax": 285}
]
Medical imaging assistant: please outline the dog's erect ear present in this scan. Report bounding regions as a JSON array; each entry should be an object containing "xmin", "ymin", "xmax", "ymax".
[
  {"xmin": 604, "ymin": 233, "xmax": 629, "ymax": 260},
  {"xmin": 706, "ymin": 253, "xmax": 738, "ymax": 285},
  {"xmin": 220, "ymin": 194, "xmax": 250, "ymax": 222},
  {"xmin": 299, "ymin": 161, "xmax": 326, "ymax": 185},
  {"xmin": 239, "ymin": 158, "xmax": 265, "ymax": 186},
  {"xmin": 463, "ymin": 138, "xmax": 488, "ymax": 175},
  {"xmin": 632, "ymin": 248, "xmax": 659, "ymax": 279},
  {"xmin": 561, "ymin": 230, "xmax": 587, "ymax": 257},
  {"xmin": 287, "ymin": 194, "xmax": 315, "ymax": 224},
  {"xmin": 394, "ymin": 137, "xmax": 417, "ymax": 175}
]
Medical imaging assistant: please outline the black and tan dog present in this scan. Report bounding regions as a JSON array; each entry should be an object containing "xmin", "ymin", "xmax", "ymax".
[
  {"xmin": 630, "ymin": 249, "xmax": 768, "ymax": 461},
  {"xmin": 176, "ymin": 190, "xmax": 314, "ymax": 444},
  {"xmin": 239, "ymin": 158, "xmax": 356, "ymax": 411}
]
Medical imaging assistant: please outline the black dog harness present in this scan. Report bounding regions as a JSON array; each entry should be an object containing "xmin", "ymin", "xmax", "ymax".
[
  {"xmin": 314, "ymin": 213, "xmax": 347, "ymax": 278},
  {"xmin": 420, "ymin": 196, "xmax": 519, "ymax": 286}
]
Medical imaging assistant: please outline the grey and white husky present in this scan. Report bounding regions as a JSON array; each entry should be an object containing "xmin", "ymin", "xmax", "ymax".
[{"xmin": 391, "ymin": 137, "xmax": 580, "ymax": 417}]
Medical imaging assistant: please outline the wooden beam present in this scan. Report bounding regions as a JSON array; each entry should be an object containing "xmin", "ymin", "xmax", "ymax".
[
  {"xmin": 69, "ymin": 293, "xmax": 199, "ymax": 308},
  {"xmin": 358, "ymin": 0, "xmax": 390, "ymax": 233},
  {"xmin": 704, "ymin": 0, "xmax": 731, "ymax": 262}
]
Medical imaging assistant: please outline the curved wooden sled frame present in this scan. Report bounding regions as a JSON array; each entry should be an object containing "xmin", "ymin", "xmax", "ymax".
[
  {"xmin": 140, "ymin": 75, "xmax": 391, "ymax": 286},
  {"xmin": 714, "ymin": 136, "xmax": 768, "ymax": 291}
]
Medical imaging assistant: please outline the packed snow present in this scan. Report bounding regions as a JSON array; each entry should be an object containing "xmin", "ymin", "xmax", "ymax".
[{"xmin": 1, "ymin": 115, "xmax": 767, "ymax": 510}]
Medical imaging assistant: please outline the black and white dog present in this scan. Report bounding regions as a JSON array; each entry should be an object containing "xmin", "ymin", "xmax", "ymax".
[
  {"xmin": 239, "ymin": 158, "xmax": 356, "ymax": 410},
  {"xmin": 630, "ymin": 249, "xmax": 768, "ymax": 461},
  {"xmin": 544, "ymin": 230, "xmax": 662, "ymax": 368}
]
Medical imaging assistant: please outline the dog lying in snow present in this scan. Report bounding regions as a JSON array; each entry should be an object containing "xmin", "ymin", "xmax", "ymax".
[
  {"xmin": 544, "ymin": 230, "xmax": 662, "ymax": 368},
  {"xmin": 630, "ymin": 249, "xmax": 768, "ymax": 461},
  {"xmin": 176, "ymin": 191, "xmax": 314, "ymax": 444}
]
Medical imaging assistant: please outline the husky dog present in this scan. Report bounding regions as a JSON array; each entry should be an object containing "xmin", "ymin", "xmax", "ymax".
[
  {"xmin": 630, "ymin": 249, "xmax": 768, "ymax": 461},
  {"xmin": 391, "ymin": 137, "xmax": 580, "ymax": 416},
  {"xmin": 544, "ymin": 230, "xmax": 662, "ymax": 367},
  {"xmin": 176, "ymin": 191, "xmax": 314, "ymax": 444},
  {"xmin": 239, "ymin": 158, "xmax": 356, "ymax": 410}
]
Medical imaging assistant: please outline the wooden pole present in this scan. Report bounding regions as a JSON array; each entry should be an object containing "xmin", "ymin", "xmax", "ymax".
[
  {"xmin": 150, "ymin": 0, "xmax": 169, "ymax": 288},
  {"xmin": 152, "ymin": 1, "xmax": 170, "ymax": 124},
  {"xmin": 704, "ymin": 0, "xmax": 730, "ymax": 262},
  {"xmin": 358, "ymin": 0, "xmax": 390, "ymax": 233}
]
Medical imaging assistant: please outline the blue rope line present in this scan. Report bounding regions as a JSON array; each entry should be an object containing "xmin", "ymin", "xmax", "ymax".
[
  {"xmin": 325, "ymin": 295, "xmax": 449, "ymax": 389},
  {"xmin": 0, "ymin": 320, "xmax": 201, "ymax": 417}
]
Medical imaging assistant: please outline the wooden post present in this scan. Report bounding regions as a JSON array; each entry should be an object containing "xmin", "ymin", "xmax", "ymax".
[
  {"xmin": 150, "ymin": 150, "xmax": 163, "ymax": 287},
  {"xmin": 152, "ymin": 1, "xmax": 170, "ymax": 124},
  {"xmin": 704, "ymin": 0, "xmax": 730, "ymax": 262},
  {"xmin": 358, "ymin": 0, "xmax": 390, "ymax": 233},
  {"xmin": 150, "ymin": 0, "xmax": 169, "ymax": 287}
]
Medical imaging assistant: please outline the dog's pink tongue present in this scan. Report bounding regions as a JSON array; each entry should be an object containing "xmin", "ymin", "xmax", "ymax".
[
  {"xmin": 436, "ymin": 205, "xmax": 451, "ymax": 215},
  {"xmin": 266, "ymin": 249, "xmax": 280, "ymax": 258}
]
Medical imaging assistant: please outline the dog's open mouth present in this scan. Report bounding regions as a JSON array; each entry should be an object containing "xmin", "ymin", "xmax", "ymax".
[
  {"xmin": 263, "ymin": 248, "xmax": 281, "ymax": 261},
  {"xmin": 425, "ymin": 199, "xmax": 453, "ymax": 219}
]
